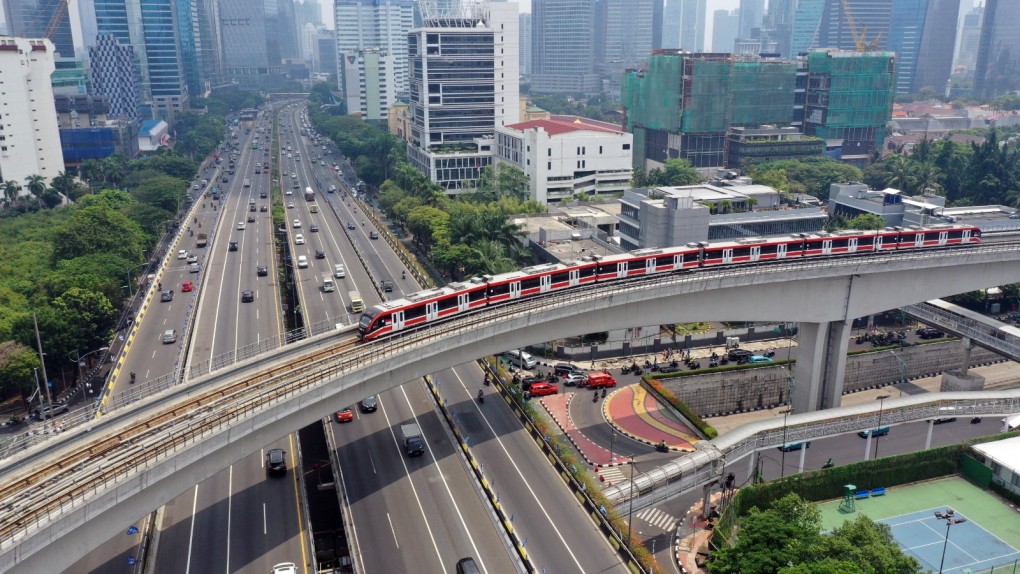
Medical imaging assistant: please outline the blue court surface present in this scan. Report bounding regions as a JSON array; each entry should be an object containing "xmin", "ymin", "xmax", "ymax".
[{"xmin": 882, "ymin": 508, "xmax": 1020, "ymax": 574}]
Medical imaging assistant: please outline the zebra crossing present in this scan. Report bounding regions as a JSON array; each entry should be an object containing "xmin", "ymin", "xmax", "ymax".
[
  {"xmin": 596, "ymin": 465, "xmax": 629, "ymax": 486},
  {"xmin": 636, "ymin": 507, "xmax": 679, "ymax": 531}
]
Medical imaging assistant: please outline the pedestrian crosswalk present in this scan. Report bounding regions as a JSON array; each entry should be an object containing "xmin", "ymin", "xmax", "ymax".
[
  {"xmin": 597, "ymin": 465, "xmax": 628, "ymax": 486},
  {"xmin": 636, "ymin": 507, "xmax": 678, "ymax": 531}
]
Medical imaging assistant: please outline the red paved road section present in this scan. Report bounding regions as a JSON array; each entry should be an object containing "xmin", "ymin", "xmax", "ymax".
[
  {"xmin": 542, "ymin": 393, "xmax": 631, "ymax": 467},
  {"xmin": 606, "ymin": 385, "xmax": 697, "ymax": 451}
]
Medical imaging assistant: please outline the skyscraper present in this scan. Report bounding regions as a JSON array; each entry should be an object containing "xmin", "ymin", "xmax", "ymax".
[
  {"xmin": 140, "ymin": 0, "xmax": 188, "ymax": 118},
  {"xmin": 973, "ymin": 0, "xmax": 1020, "ymax": 99},
  {"xmin": 532, "ymin": 0, "xmax": 599, "ymax": 93},
  {"xmin": 660, "ymin": 0, "xmax": 704, "ymax": 52},
  {"xmin": 763, "ymin": 0, "xmax": 797, "ymax": 57},
  {"xmin": 954, "ymin": 5, "xmax": 982, "ymax": 71},
  {"xmin": 911, "ymin": 0, "xmax": 959, "ymax": 95},
  {"xmin": 519, "ymin": 12, "xmax": 531, "ymax": 75},
  {"xmin": 789, "ymin": 0, "xmax": 823, "ymax": 56},
  {"xmin": 2, "ymin": 0, "xmax": 75, "ymax": 57},
  {"xmin": 712, "ymin": 9, "xmax": 738, "ymax": 53},
  {"xmin": 594, "ymin": 0, "xmax": 654, "ymax": 92},
  {"xmin": 738, "ymin": 0, "xmax": 764, "ymax": 39},
  {"xmin": 817, "ymin": 0, "xmax": 890, "ymax": 52},
  {"xmin": 220, "ymin": 0, "xmax": 273, "ymax": 73},
  {"xmin": 406, "ymin": 2, "xmax": 519, "ymax": 191},
  {"xmin": 89, "ymin": 34, "xmax": 140, "ymax": 119},
  {"xmin": 334, "ymin": 0, "xmax": 413, "ymax": 119}
]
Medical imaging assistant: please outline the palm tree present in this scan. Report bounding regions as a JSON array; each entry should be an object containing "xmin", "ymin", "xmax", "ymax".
[
  {"xmin": 24, "ymin": 174, "xmax": 46, "ymax": 204},
  {"xmin": 2, "ymin": 180, "xmax": 20, "ymax": 205},
  {"xmin": 50, "ymin": 171, "xmax": 74, "ymax": 198},
  {"xmin": 885, "ymin": 154, "xmax": 916, "ymax": 193},
  {"xmin": 914, "ymin": 161, "xmax": 944, "ymax": 195}
]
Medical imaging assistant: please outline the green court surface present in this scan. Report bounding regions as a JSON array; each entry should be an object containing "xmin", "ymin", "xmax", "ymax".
[{"xmin": 817, "ymin": 476, "xmax": 1020, "ymax": 551}]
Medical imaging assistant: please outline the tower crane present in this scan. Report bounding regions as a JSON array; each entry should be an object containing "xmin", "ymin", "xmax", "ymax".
[{"xmin": 840, "ymin": 0, "xmax": 882, "ymax": 52}]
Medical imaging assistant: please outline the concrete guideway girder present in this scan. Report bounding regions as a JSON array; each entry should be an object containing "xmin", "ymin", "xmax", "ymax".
[{"xmin": 1, "ymin": 243, "xmax": 1020, "ymax": 572}]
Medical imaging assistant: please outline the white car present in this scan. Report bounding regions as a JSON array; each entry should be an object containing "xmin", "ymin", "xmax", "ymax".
[
  {"xmin": 237, "ymin": 221, "xmax": 246, "ymax": 230},
  {"xmin": 297, "ymin": 255, "xmax": 308, "ymax": 268},
  {"xmin": 290, "ymin": 172, "xmax": 296, "ymax": 178},
  {"xmin": 177, "ymin": 249, "xmax": 187, "ymax": 259},
  {"xmin": 271, "ymin": 563, "xmax": 297, "ymax": 574},
  {"xmin": 292, "ymin": 219, "xmax": 301, "ymax": 228},
  {"xmin": 334, "ymin": 264, "xmax": 346, "ymax": 278},
  {"xmin": 287, "ymin": 202, "xmax": 295, "ymax": 209},
  {"xmin": 294, "ymin": 233, "xmax": 305, "ymax": 245},
  {"xmin": 285, "ymin": 190, "xmax": 293, "ymax": 196}
]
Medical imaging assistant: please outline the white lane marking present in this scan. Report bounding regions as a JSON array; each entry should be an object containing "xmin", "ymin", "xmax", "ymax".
[
  {"xmin": 452, "ymin": 367, "xmax": 591, "ymax": 573},
  {"xmin": 396, "ymin": 387, "xmax": 490, "ymax": 574},
  {"xmin": 263, "ymin": 503, "xmax": 268, "ymax": 535},
  {"xmin": 225, "ymin": 465, "xmax": 233, "ymax": 574},
  {"xmin": 378, "ymin": 397, "xmax": 445, "ymax": 570},
  {"xmin": 184, "ymin": 484, "xmax": 199, "ymax": 574},
  {"xmin": 387, "ymin": 513, "xmax": 400, "ymax": 549}
]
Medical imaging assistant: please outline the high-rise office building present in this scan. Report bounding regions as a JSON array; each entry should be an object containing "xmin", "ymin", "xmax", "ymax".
[
  {"xmin": 532, "ymin": 0, "xmax": 599, "ymax": 93},
  {"xmin": 789, "ymin": 0, "xmax": 823, "ymax": 56},
  {"xmin": 763, "ymin": 0, "xmax": 797, "ymax": 57},
  {"xmin": 175, "ymin": 0, "xmax": 202, "ymax": 96},
  {"xmin": 910, "ymin": 0, "xmax": 959, "ymax": 95},
  {"xmin": 2, "ymin": 0, "xmax": 75, "ymax": 57},
  {"xmin": 196, "ymin": 0, "xmax": 222, "ymax": 86},
  {"xmin": 712, "ymin": 9, "xmax": 738, "ymax": 53},
  {"xmin": 817, "ymin": 0, "xmax": 890, "ymax": 52},
  {"xmin": 660, "ymin": 0, "xmax": 704, "ymax": 52},
  {"xmin": 519, "ymin": 12, "xmax": 530, "ymax": 76},
  {"xmin": 140, "ymin": 0, "xmax": 187, "ymax": 118},
  {"xmin": 973, "ymin": 0, "xmax": 1020, "ymax": 99},
  {"xmin": 295, "ymin": 0, "xmax": 323, "ymax": 28},
  {"xmin": 594, "ymin": 0, "xmax": 653, "ymax": 93},
  {"xmin": 315, "ymin": 31, "xmax": 336, "ymax": 74},
  {"xmin": 278, "ymin": 0, "xmax": 300, "ymax": 60},
  {"xmin": 89, "ymin": 34, "xmax": 141, "ymax": 119},
  {"xmin": 406, "ymin": 2, "xmax": 519, "ymax": 191},
  {"xmin": 0, "ymin": 37, "xmax": 65, "ymax": 186},
  {"xmin": 955, "ymin": 5, "xmax": 982, "ymax": 71},
  {"xmin": 335, "ymin": 0, "xmax": 413, "ymax": 120},
  {"xmin": 738, "ymin": 0, "xmax": 764, "ymax": 39}
]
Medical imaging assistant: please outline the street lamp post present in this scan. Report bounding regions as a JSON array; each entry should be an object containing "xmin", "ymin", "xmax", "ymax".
[
  {"xmin": 70, "ymin": 347, "xmax": 110, "ymax": 393},
  {"xmin": 780, "ymin": 407, "xmax": 794, "ymax": 477},
  {"xmin": 627, "ymin": 457, "xmax": 635, "ymax": 544},
  {"xmin": 874, "ymin": 394, "xmax": 891, "ymax": 459},
  {"xmin": 933, "ymin": 509, "xmax": 967, "ymax": 574},
  {"xmin": 888, "ymin": 350, "xmax": 908, "ymax": 397}
]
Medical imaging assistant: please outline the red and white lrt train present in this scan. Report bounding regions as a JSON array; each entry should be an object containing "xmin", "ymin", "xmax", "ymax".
[{"xmin": 358, "ymin": 225, "xmax": 981, "ymax": 341}]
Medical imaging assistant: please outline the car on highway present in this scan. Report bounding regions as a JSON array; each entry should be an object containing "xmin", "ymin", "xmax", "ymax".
[
  {"xmin": 187, "ymin": 253, "xmax": 198, "ymax": 263},
  {"xmin": 32, "ymin": 402, "xmax": 69, "ymax": 420},
  {"xmin": 933, "ymin": 417, "xmax": 957, "ymax": 424},
  {"xmin": 380, "ymin": 280, "xmax": 393, "ymax": 292},
  {"xmin": 293, "ymin": 219, "xmax": 301, "ymax": 228},
  {"xmin": 266, "ymin": 448, "xmax": 287, "ymax": 476},
  {"xmin": 777, "ymin": 441, "xmax": 811, "ymax": 452},
  {"xmin": 181, "ymin": 281, "xmax": 193, "ymax": 292},
  {"xmin": 528, "ymin": 382, "xmax": 559, "ymax": 397},
  {"xmin": 162, "ymin": 329, "xmax": 178, "ymax": 344},
  {"xmin": 257, "ymin": 265, "xmax": 268, "ymax": 277},
  {"xmin": 334, "ymin": 264, "xmax": 345, "ymax": 278},
  {"xmin": 247, "ymin": 214, "xmax": 256, "ymax": 222},
  {"xmin": 294, "ymin": 233, "xmax": 305, "ymax": 245},
  {"xmin": 564, "ymin": 373, "xmax": 588, "ymax": 387},
  {"xmin": 456, "ymin": 558, "xmax": 481, "ymax": 574},
  {"xmin": 260, "ymin": 205, "xmax": 268, "ymax": 212},
  {"xmin": 749, "ymin": 355, "xmax": 773, "ymax": 363},
  {"xmin": 727, "ymin": 348, "xmax": 753, "ymax": 361},
  {"xmin": 359, "ymin": 396, "xmax": 378, "ymax": 413},
  {"xmin": 297, "ymin": 255, "xmax": 308, "ymax": 268},
  {"xmin": 189, "ymin": 263, "xmax": 200, "ymax": 273},
  {"xmin": 917, "ymin": 327, "xmax": 945, "ymax": 339},
  {"xmin": 177, "ymin": 249, "xmax": 187, "ymax": 259},
  {"xmin": 241, "ymin": 290, "xmax": 254, "ymax": 303},
  {"xmin": 237, "ymin": 221, "xmax": 246, "ymax": 230},
  {"xmin": 160, "ymin": 290, "xmax": 174, "ymax": 302},
  {"xmin": 309, "ymin": 224, "xmax": 319, "ymax": 232},
  {"xmin": 335, "ymin": 407, "xmax": 354, "ymax": 423},
  {"xmin": 260, "ymin": 190, "xmax": 267, "ymax": 198},
  {"xmin": 271, "ymin": 564, "xmax": 297, "ymax": 574},
  {"xmin": 554, "ymin": 363, "xmax": 583, "ymax": 377},
  {"xmin": 285, "ymin": 190, "xmax": 293, "ymax": 196},
  {"xmin": 347, "ymin": 221, "xmax": 355, "ymax": 230},
  {"xmin": 857, "ymin": 427, "xmax": 890, "ymax": 438},
  {"xmin": 287, "ymin": 202, "xmax": 295, "ymax": 209},
  {"xmin": 315, "ymin": 249, "xmax": 325, "ymax": 259},
  {"xmin": 369, "ymin": 231, "xmax": 379, "ymax": 240},
  {"xmin": 228, "ymin": 240, "xmax": 238, "ymax": 252}
]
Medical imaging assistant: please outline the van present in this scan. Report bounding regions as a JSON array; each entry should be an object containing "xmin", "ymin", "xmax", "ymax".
[
  {"xmin": 506, "ymin": 349, "xmax": 537, "ymax": 370},
  {"xmin": 162, "ymin": 329, "xmax": 178, "ymax": 344},
  {"xmin": 243, "ymin": 178, "xmax": 251, "ymax": 187},
  {"xmin": 349, "ymin": 291, "xmax": 364, "ymax": 312}
]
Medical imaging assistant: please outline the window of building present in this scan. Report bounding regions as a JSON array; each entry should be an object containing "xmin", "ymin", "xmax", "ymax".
[
  {"xmin": 548, "ymin": 149, "xmax": 551, "ymax": 157},
  {"xmin": 623, "ymin": 143, "xmax": 631, "ymax": 150},
  {"xmin": 548, "ymin": 162, "xmax": 551, "ymax": 170},
  {"xmin": 599, "ymin": 146, "xmax": 603, "ymax": 154}
]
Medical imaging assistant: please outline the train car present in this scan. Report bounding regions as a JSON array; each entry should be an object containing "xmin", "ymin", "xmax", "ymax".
[
  {"xmin": 895, "ymin": 224, "xmax": 981, "ymax": 248},
  {"xmin": 700, "ymin": 235, "xmax": 809, "ymax": 266},
  {"xmin": 485, "ymin": 261, "xmax": 596, "ymax": 304},
  {"xmin": 359, "ymin": 278, "xmax": 488, "ymax": 339},
  {"xmin": 594, "ymin": 246, "xmax": 700, "ymax": 280}
]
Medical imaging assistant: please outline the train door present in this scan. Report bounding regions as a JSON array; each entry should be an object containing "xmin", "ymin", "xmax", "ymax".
[
  {"xmin": 645, "ymin": 257, "xmax": 656, "ymax": 274},
  {"xmin": 457, "ymin": 293, "xmax": 470, "ymax": 312},
  {"xmin": 848, "ymin": 238, "xmax": 858, "ymax": 253},
  {"xmin": 776, "ymin": 244, "xmax": 788, "ymax": 258},
  {"xmin": 616, "ymin": 262, "xmax": 628, "ymax": 278},
  {"xmin": 875, "ymin": 235, "xmax": 884, "ymax": 250},
  {"xmin": 912, "ymin": 233, "xmax": 924, "ymax": 247},
  {"xmin": 722, "ymin": 249, "xmax": 734, "ymax": 264},
  {"xmin": 568, "ymin": 269, "xmax": 580, "ymax": 286},
  {"xmin": 540, "ymin": 274, "xmax": 552, "ymax": 293},
  {"xmin": 425, "ymin": 301, "xmax": 439, "ymax": 321},
  {"xmin": 391, "ymin": 310, "xmax": 405, "ymax": 330},
  {"xmin": 822, "ymin": 239, "xmax": 833, "ymax": 255},
  {"xmin": 749, "ymin": 246, "xmax": 761, "ymax": 262},
  {"xmin": 509, "ymin": 281, "xmax": 522, "ymax": 299},
  {"xmin": 937, "ymin": 231, "xmax": 949, "ymax": 245},
  {"xmin": 674, "ymin": 254, "xmax": 684, "ymax": 269},
  {"xmin": 962, "ymin": 229, "xmax": 973, "ymax": 243}
]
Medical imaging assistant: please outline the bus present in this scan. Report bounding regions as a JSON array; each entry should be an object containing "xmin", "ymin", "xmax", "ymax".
[
  {"xmin": 304, "ymin": 186, "xmax": 315, "ymax": 201},
  {"xmin": 349, "ymin": 291, "xmax": 364, "ymax": 313}
]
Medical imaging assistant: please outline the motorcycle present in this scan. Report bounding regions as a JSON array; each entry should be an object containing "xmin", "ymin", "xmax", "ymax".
[
  {"xmin": 483, "ymin": 374, "xmax": 491, "ymax": 386},
  {"xmin": 621, "ymin": 364, "xmax": 633, "ymax": 375},
  {"xmin": 650, "ymin": 362, "xmax": 660, "ymax": 372},
  {"xmin": 477, "ymin": 390, "xmax": 484, "ymax": 404},
  {"xmin": 709, "ymin": 358, "xmax": 718, "ymax": 368},
  {"xmin": 655, "ymin": 442, "xmax": 669, "ymax": 453},
  {"xmin": 632, "ymin": 366, "xmax": 644, "ymax": 376}
]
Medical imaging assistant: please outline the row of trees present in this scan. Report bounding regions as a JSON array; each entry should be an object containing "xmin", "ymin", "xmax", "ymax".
[{"xmin": 307, "ymin": 106, "xmax": 403, "ymax": 187}]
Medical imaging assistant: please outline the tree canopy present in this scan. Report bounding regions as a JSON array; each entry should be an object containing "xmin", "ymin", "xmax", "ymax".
[
  {"xmin": 747, "ymin": 158, "xmax": 864, "ymax": 199},
  {"xmin": 633, "ymin": 158, "xmax": 702, "ymax": 188}
]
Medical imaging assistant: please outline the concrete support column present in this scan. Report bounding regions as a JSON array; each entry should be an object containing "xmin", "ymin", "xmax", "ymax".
[
  {"xmin": 793, "ymin": 320, "xmax": 852, "ymax": 413},
  {"xmin": 960, "ymin": 337, "xmax": 972, "ymax": 375}
]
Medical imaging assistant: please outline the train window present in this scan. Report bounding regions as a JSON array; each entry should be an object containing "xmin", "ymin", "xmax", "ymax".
[
  {"xmin": 732, "ymin": 246, "xmax": 753, "ymax": 258},
  {"xmin": 831, "ymin": 238, "xmax": 849, "ymax": 249},
  {"xmin": 946, "ymin": 229, "xmax": 963, "ymax": 240},
  {"xmin": 469, "ymin": 289, "xmax": 486, "ymax": 303},
  {"xmin": 404, "ymin": 304, "xmax": 425, "ymax": 320},
  {"xmin": 759, "ymin": 243, "xmax": 779, "ymax": 256},
  {"xmin": 551, "ymin": 271, "xmax": 570, "ymax": 284},
  {"xmin": 438, "ymin": 296, "xmax": 458, "ymax": 312},
  {"xmin": 578, "ymin": 266, "xmax": 596, "ymax": 278},
  {"xmin": 655, "ymin": 255, "xmax": 674, "ymax": 268},
  {"xmin": 521, "ymin": 277, "xmax": 541, "ymax": 291},
  {"xmin": 489, "ymin": 283, "xmax": 510, "ymax": 298}
]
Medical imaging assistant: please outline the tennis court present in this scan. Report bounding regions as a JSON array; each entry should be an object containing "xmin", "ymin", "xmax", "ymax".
[{"xmin": 817, "ymin": 477, "xmax": 1020, "ymax": 574}]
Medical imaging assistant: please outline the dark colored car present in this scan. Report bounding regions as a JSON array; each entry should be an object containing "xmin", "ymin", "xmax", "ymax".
[
  {"xmin": 369, "ymin": 231, "xmax": 379, "ymax": 240},
  {"xmin": 160, "ymin": 290, "xmax": 174, "ymax": 302},
  {"xmin": 247, "ymin": 215, "xmax": 256, "ymax": 222},
  {"xmin": 309, "ymin": 224, "xmax": 319, "ymax": 232},
  {"xmin": 315, "ymin": 249, "xmax": 325, "ymax": 259},
  {"xmin": 380, "ymin": 280, "xmax": 393, "ymax": 292},
  {"xmin": 917, "ymin": 327, "xmax": 945, "ymax": 339},
  {"xmin": 241, "ymin": 290, "xmax": 254, "ymax": 302},
  {"xmin": 257, "ymin": 265, "xmax": 268, "ymax": 277},
  {"xmin": 347, "ymin": 222, "xmax": 355, "ymax": 230},
  {"xmin": 778, "ymin": 441, "xmax": 811, "ymax": 452},
  {"xmin": 359, "ymin": 396, "xmax": 378, "ymax": 412},
  {"xmin": 554, "ymin": 363, "xmax": 582, "ymax": 377},
  {"xmin": 727, "ymin": 348, "xmax": 753, "ymax": 361},
  {"xmin": 229, "ymin": 240, "xmax": 238, "ymax": 252},
  {"xmin": 266, "ymin": 448, "xmax": 287, "ymax": 476}
]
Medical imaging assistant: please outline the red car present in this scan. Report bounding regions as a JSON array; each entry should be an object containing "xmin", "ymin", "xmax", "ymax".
[
  {"xmin": 528, "ymin": 382, "xmax": 559, "ymax": 397},
  {"xmin": 181, "ymin": 281, "xmax": 194, "ymax": 292},
  {"xmin": 335, "ymin": 407, "xmax": 354, "ymax": 423}
]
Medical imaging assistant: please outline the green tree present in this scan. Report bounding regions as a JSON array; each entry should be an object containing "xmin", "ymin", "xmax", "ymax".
[
  {"xmin": 0, "ymin": 341, "xmax": 40, "ymax": 398},
  {"xmin": 845, "ymin": 213, "xmax": 887, "ymax": 230},
  {"xmin": 50, "ymin": 172, "xmax": 76, "ymax": 199},
  {"xmin": 52, "ymin": 204, "xmax": 146, "ymax": 263},
  {"xmin": 53, "ymin": 287, "xmax": 117, "ymax": 350},
  {"xmin": 24, "ymin": 175, "xmax": 46, "ymax": 205},
  {"xmin": 406, "ymin": 205, "xmax": 449, "ymax": 250},
  {"xmin": 641, "ymin": 158, "xmax": 703, "ymax": 187},
  {"xmin": 749, "ymin": 158, "xmax": 863, "ymax": 199},
  {"xmin": 884, "ymin": 155, "xmax": 916, "ymax": 193},
  {"xmin": 2, "ymin": 180, "xmax": 21, "ymax": 205},
  {"xmin": 475, "ymin": 163, "xmax": 530, "ymax": 201},
  {"xmin": 708, "ymin": 493, "xmax": 823, "ymax": 574}
]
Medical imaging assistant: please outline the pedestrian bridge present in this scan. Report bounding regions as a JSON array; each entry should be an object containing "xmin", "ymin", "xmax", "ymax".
[
  {"xmin": 904, "ymin": 299, "xmax": 1020, "ymax": 363},
  {"xmin": 1, "ymin": 242, "xmax": 1019, "ymax": 573}
]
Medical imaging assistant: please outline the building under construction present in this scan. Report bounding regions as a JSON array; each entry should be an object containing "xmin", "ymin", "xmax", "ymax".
[{"xmin": 621, "ymin": 48, "xmax": 895, "ymax": 170}]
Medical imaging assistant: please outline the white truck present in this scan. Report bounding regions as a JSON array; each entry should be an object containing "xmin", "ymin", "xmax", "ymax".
[
  {"xmin": 322, "ymin": 273, "xmax": 335, "ymax": 293},
  {"xmin": 400, "ymin": 423, "xmax": 425, "ymax": 457}
]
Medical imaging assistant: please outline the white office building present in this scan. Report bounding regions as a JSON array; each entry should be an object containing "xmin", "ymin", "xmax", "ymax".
[
  {"xmin": 406, "ymin": 2, "xmax": 519, "ymax": 192},
  {"xmin": 335, "ymin": 0, "xmax": 413, "ymax": 121},
  {"xmin": 495, "ymin": 115, "xmax": 633, "ymax": 204},
  {"xmin": 0, "ymin": 38, "xmax": 65, "ymax": 188}
]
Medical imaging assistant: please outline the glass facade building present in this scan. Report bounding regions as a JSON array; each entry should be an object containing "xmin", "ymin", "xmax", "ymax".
[
  {"xmin": 974, "ymin": 0, "xmax": 1020, "ymax": 99},
  {"xmin": 2, "ymin": 0, "xmax": 75, "ymax": 56}
]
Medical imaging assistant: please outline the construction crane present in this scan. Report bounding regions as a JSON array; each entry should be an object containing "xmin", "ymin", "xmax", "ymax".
[
  {"xmin": 43, "ymin": 0, "xmax": 70, "ymax": 43},
  {"xmin": 840, "ymin": 0, "xmax": 882, "ymax": 52}
]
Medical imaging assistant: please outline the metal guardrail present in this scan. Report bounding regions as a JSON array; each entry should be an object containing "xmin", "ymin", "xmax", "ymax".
[
  {"xmin": 903, "ymin": 302, "xmax": 1020, "ymax": 360},
  {"xmin": 2, "ymin": 242, "xmax": 1020, "ymax": 567}
]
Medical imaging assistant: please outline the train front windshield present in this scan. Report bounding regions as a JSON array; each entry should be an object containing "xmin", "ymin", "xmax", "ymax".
[{"xmin": 358, "ymin": 309, "xmax": 378, "ymax": 332}]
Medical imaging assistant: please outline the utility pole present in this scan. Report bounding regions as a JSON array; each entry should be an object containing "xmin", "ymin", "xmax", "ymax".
[{"xmin": 33, "ymin": 312, "xmax": 54, "ymax": 410}]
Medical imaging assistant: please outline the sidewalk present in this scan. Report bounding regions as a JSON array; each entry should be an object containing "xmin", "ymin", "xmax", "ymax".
[
  {"xmin": 541, "ymin": 393, "xmax": 631, "ymax": 467},
  {"xmin": 604, "ymin": 385, "xmax": 697, "ymax": 450}
]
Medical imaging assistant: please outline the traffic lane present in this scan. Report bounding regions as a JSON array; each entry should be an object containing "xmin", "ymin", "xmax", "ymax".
[
  {"xmin": 564, "ymin": 385, "xmax": 665, "ymax": 467},
  {"xmin": 443, "ymin": 363, "xmax": 630, "ymax": 574}
]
